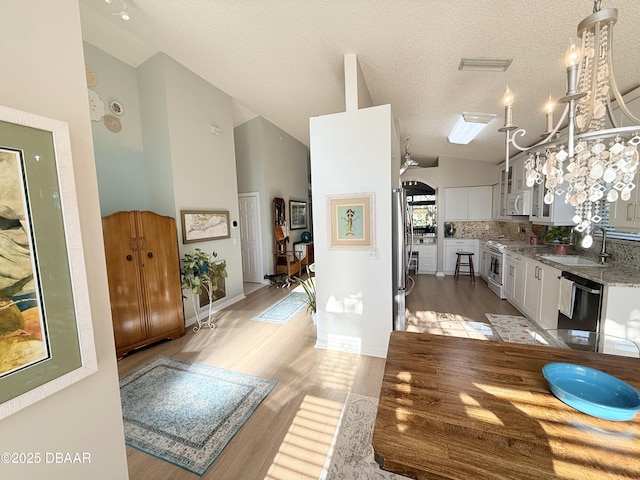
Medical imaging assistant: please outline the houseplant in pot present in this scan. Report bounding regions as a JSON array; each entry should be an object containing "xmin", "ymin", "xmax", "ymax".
[
  {"xmin": 544, "ymin": 226, "xmax": 573, "ymax": 255},
  {"xmin": 180, "ymin": 248, "xmax": 227, "ymax": 331}
]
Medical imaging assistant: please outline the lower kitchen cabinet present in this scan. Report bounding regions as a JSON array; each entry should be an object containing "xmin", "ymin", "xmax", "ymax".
[
  {"xmin": 415, "ymin": 244, "xmax": 437, "ymax": 274},
  {"xmin": 512, "ymin": 256, "xmax": 561, "ymax": 330},
  {"xmin": 505, "ymin": 251, "xmax": 525, "ymax": 310}
]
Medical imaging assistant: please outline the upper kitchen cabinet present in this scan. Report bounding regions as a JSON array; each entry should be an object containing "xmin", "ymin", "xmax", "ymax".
[
  {"xmin": 530, "ymin": 181, "xmax": 576, "ymax": 226},
  {"xmin": 508, "ymin": 156, "xmax": 526, "ymax": 194},
  {"xmin": 444, "ymin": 186, "xmax": 492, "ymax": 221},
  {"xmin": 609, "ymin": 168, "xmax": 640, "ymax": 231}
]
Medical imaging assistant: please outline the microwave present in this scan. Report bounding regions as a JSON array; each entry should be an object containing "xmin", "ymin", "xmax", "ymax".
[{"xmin": 507, "ymin": 191, "xmax": 532, "ymax": 216}]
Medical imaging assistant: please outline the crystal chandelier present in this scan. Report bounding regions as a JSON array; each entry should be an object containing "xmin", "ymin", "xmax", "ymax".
[{"xmin": 499, "ymin": 0, "xmax": 640, "ymax": 248}]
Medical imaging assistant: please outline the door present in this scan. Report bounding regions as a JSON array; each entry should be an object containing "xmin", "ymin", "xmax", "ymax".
[
  {"xmin": 238, "ymin": 193, "xmax": 263, "ymax": 283},
  {"xmin": 137, "ymin": 211, "xmax": 184, "ymax": 339}
]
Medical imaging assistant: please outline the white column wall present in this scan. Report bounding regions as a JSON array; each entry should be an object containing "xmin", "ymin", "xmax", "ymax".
[{"xmin": 310, "ymin": 105, "xmax": 393, "ymax": 358}]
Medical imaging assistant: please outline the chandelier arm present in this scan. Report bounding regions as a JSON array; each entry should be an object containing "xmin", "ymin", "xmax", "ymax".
[
  {"xmin": 507, "ymin": 104, "xmax": 570, "ymax": 154},
  {"xmin": 576, "ymin": 28, "xmax": 599, "ymax": 134},
  {"xmin": 577, "ymin": 125, "xmax": 640, "ymax": 141},
  {"xmin": 602, "ymin": 16, "xmax": 640, "ymax": 127}
]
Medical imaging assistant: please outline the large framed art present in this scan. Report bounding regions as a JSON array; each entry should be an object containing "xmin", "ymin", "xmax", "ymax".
[
  {"xmin": 327, "ymin": 193, "xmax": 375, "ymax": 249},
  {"xmin": 181, "ymin": 210, "xmax": 230, "ymax": 243},
  {"xmin": 0, "ymin": 105, "xmax": 97, "ymax": 420}
]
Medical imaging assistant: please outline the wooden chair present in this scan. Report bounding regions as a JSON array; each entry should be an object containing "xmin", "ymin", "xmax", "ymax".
[{"xmin": 454, "ymin": 252, "xmax": 475, "ymax": 282}]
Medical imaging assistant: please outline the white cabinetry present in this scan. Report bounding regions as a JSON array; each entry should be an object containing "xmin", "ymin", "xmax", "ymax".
[
  {"xmin": 415, "ymin": 244, "xmax": 437, "ymax": 274},
  {"xmin": 609, "ymin": 169, "xmax": 640, "ymax": 231},
  {"xmin": 444, "ymin": 239, "xmax": 479, "ymax": 275},
  {"xmin": 508, "ymin": 156, "xmax": 526, "ymax": 194},
  {"xmin": 530, "ymin": 182, "xmax": 576, "ymax": 226},
  {"xmin": 511, "ymin": 256, "xmax": 561, "ymax": 330},
  {"xmin": 444, "ymin": 186, "xmax": 492, "ymax": 221},
  {"xmin": 479, "ymin": 241, "xmax": 490, "ymax": 280},
  {"xmin": 505, "ymin": 251, "xmax": 525, "ymax": 310}
]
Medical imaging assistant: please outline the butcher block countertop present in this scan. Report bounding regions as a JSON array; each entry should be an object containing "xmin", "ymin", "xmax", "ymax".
[{"xmin": 372, "ymin": 332, "xmax": 640, "ymax": 480}]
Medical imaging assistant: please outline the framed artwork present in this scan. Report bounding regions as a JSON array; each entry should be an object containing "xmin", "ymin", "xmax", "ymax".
[
  {"xmin": 289, "ymin": 199, "xmax": 307, "ymax": 230},
  {"xmin": 0, "ymin": 105, "xmax": 97, "ymax": 420},
  {"xmin": 181, "ymin": 210, "xmax": 230, "ymax": 243},
  {"xmin": 327, "ymin": 193, "xmax": 375, "ymax": 249}
]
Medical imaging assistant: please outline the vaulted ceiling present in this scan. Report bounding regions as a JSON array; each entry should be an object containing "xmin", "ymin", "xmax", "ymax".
[{"xmin": 79, "ymin": 0, "xmax": 640, "ymax": 166}]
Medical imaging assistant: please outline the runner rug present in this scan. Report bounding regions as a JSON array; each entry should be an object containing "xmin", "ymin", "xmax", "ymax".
[
  {"xmin": 119, "ymin": 356, "xmax": 277, "ymax": 475},
  {"xmin": 252, "ymin": 291, "xmax": 307, "ymax": 324},
  {"xmin": 321, "ymin": 393, "xmax": 411, "ymax": 480},
  {"xmin": 485, "ymin": 313, "xmax": 553, "ymax": 345}
]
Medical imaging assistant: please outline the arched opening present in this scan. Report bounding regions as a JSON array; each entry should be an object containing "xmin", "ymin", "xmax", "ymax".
[{"xmin": 403, "ymin": 180, "xmax": 437, "ymax": 237}]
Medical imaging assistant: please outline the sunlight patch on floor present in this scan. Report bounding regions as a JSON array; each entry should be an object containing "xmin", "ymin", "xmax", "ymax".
[
  {"xmin": 317, "ymin": 350, "xmax": 359, "ymax": 391},
  {"xmin": 265, "ymin": 395, "xmax": 343, "ymax": 480}
]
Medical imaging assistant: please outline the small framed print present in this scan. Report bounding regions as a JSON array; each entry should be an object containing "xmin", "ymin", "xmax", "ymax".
[
  {"xmin": 327, "ymin": 193, "xmax": 375, "ymax": 249},
  {"xmin": 181, "ymin": 210, "xmax": 230, "ymax": 243},
  {"xmin": 109, "ymin": 100, "xmax": 124, "ymax": 116},
  {"xmin": 289, "ymin": 199, "xmax": 307, "ymax": 230}
]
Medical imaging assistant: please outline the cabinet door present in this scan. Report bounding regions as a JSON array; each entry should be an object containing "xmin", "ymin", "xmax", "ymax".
[
  {"xmin": 538, "ymin": 264, "xmax": 560, "ymax": 330},
  {"xmin": 137, "ymin": 211, "xmax": 185, "ymax": 339},
  {"xmin": 467, "ymin": 186, "xmax": 493, "ymax": 220},
  {"xmin": 444, "ymin": 187, "xmax": 468, "ymax": 220},
  {"xmin": 102, "ymin": 211, "xmax": 147, "ymax": 349},
  {"xmin": 522, "ymin": 259, "xmax": 542, "ymax": 320},
  {"xmin": 509, "ymin": 156, "xmax": 526, "ymax": 193},
  {"xmin": 504, "ymin": 256, "xmax": 515, "ymax": 301}
]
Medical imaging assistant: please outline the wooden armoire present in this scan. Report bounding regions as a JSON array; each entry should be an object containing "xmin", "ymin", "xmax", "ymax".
[{"xmin": 102, "ymin": 210, "xmax": 185, "ymax": 358}]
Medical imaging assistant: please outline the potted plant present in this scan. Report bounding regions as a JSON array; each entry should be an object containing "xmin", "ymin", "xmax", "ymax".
[
  {"xmin": 544, "ymin": 226, "xmax": 573, "ymax": 254},
  {"xmin": 294, "ymin": 265, "xmax": 316, "ymax": 323},
  {"xmin": 180, "ymin": 248, "xmax": 227, "ymax": 331}
]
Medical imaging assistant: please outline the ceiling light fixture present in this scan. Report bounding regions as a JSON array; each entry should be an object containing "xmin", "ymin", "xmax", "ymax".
[
  {"xmin": 498, "ymin": 0, "xmax": 640, "ymax": 247},
  {"xmin": 448, "ymin": 112, "xmax": 497, "ymax": 145},
  {"xmin": 459, "ymin": 58, "xmax": 513, "ymax": 72},
  {"xmin": 400, "ymin": 136, "xmax": 419, "ymax": 175},
  {"xmin": 110, "ymin": 0, "xmax": 130, "ymax": 21}
]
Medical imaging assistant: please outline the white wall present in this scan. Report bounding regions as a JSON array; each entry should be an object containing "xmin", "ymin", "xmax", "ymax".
[
  {"xmin": 0, "ymin": 1, "xmax": 129, "ymax": 478},
  {"xmin": 310, "ymin": 105, "xmax": 394, "ymax": 358},
  {"xmin": 137, "ymin": 52, "xmax": 245, "ymax": 319}
]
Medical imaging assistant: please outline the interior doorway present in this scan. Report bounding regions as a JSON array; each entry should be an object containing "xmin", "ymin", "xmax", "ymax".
[{"xmin": 238, "ymin": 192, "xmax": 264, "ymax": 284}]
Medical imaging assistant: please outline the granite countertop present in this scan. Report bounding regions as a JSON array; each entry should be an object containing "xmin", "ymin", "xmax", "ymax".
[{"xmin": 506, "ymin": 245, "xmax": 640, "ymax": 288}]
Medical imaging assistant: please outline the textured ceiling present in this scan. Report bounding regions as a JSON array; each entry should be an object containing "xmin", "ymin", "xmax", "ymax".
[{"xmin": 79, "ymin": 0, "xmax": 640, "ymax": 166}]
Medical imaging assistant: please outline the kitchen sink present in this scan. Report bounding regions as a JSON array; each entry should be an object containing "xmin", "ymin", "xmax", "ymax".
[{"xmin": 538, "ymin": 254, "xmax": 609, "ymax": 267}]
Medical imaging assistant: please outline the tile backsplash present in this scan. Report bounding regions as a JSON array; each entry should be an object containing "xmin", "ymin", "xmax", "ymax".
[{"xmin": 450, "ymin": 221, "xmax": 640, "ymax": 270}]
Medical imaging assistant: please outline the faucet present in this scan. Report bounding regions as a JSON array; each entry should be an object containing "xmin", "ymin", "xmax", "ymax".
[{"xmin": 592, "ymin": 226, "xmax": 611, "ymax": 264}]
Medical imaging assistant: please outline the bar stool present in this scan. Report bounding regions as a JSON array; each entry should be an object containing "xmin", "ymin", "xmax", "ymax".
[{"xmin": 454, "ymin": 252, "xmax": 475, "ymax": 282}]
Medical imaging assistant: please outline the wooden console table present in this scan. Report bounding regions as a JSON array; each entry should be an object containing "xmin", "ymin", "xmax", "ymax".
[{"xmin": 372, "ymin": 331, "xmax": 640, "ymax": 479}]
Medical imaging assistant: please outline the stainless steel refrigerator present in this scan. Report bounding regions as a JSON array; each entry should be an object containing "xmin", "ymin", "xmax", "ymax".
[{"xmin": 392, "ymin": 188, "xmax": 409, "ymax": 331}]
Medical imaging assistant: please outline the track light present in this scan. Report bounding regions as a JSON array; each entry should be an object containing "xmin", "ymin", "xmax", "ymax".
[{"xmin": 109, "ymin": 0, "xmax": 130, "ymax": 21}]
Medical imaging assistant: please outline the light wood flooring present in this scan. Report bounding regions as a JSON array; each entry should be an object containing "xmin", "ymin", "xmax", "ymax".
[{"xmin": 117, "ymin": 274, "xmax": 520, "ymax": 480}]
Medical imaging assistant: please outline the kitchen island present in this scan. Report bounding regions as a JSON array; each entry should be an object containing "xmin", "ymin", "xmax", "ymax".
[{"xmin": 373, "ymin": 331, "xmax": 640, "ymax": 479}]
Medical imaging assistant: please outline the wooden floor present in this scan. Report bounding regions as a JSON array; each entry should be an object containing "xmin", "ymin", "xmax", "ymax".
[{"xmin": 117, "ymin": 274, "xmax": 520, "ymax": 480}]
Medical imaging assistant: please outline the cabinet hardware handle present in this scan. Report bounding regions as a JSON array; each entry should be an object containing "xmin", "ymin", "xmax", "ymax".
[
  {"xmin": 126, "ymin": 254, "xmax": 133, "ymax": 261},
  {"xmin": 147, "ymin": 252, "xmax": 154, "ymax": 258}
]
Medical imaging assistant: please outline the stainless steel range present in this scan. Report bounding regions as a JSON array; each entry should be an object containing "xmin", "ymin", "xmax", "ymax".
[{"xmin": 485, "ymin": 239, "xmax": 534, "ymax": 299}]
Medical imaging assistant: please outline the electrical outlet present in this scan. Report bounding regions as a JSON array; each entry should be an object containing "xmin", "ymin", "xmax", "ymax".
[
  {"xmin": 485, "ymin": 224, "xmax": 489, "ymax": 231},
  {"xmin": 367, "ymin": 249, "xmax": 378, "ymax": 260}
]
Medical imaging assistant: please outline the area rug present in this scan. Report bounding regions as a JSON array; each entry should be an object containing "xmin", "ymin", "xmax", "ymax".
[
  {"xmin": 252, "ymin": 291, "xmax": 307, "ymax": 324},
  {"xmin": 119, "ymin": 356, "xmax": 277, "ymax": 475},
  {"xmin": 321, "ymin": 393, "xmax": 411, "ymax": 480},
  {"xmin": 485, "ymin": 313, "xmax": 552, "ymax": 345}
]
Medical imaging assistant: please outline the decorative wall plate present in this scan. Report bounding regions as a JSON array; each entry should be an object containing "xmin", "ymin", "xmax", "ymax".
[
  {"xmin": 85, "ymin": 64, "xmax": 97, "ymax": 87},
  {"xmin": 109, "ymin": 100, "xmax": 124, "ymax": 116},
  {"xmin": 103, "ymin": 114, "xmax": 122, "ymax": 133}
]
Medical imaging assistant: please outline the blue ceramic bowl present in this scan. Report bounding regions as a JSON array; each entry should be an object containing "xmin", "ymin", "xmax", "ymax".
[{"xmin": 542, "ymin": 362, "xmax": 640, "ymax": 421}]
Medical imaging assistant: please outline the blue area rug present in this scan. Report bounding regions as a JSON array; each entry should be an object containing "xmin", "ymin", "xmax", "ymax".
[
  {"xmin": 120, "ymin": 356, "xmax": 276, "ymax": 475},
  {"xmin": 252, "ymin": 291, "xmax": 307, "ymax": 324}
]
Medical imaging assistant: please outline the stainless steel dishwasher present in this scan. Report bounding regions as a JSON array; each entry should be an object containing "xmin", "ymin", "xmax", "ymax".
[{"xmin": 557, "ymin": 271, "xmax": 604, "ymax": 337}]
